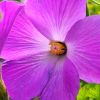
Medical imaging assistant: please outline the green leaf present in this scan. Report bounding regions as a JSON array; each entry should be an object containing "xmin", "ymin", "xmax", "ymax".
[
  {"xmin": 92, "ymin": 0, "xmax": 100, "ymax": 5},
  {"xmin": 86, "ymin": 4, "xmax": 90, "ymax": 16},
  {"xmin": 0, "ymin": 80, "xmax": 8, "ymax": 100},
  {"xmin": 77, "ymin": 82, "xmax": 100, "ymax": 100}
]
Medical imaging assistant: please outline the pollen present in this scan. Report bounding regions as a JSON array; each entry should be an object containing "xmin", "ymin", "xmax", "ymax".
[{"xmin": 50, "ymin": 41, "xmax": 67, "ymax": 55}]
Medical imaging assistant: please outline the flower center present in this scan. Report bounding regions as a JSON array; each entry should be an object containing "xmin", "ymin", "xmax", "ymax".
[{"xmin": 50, "ymin": 41, "xmax": 67, "ymax": 55}]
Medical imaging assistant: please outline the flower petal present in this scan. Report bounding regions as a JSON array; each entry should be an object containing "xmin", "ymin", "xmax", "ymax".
[
  {"xmin": 66, "ymin": 15, "xmax": 100, "ymax": 83},
  {"xmin": 0, "ymin": 1, "xmax": 23, "ymax": 54},
  {"xmin": 41, "ymin": 58, "xmax": 79, "ymax": 100},
  {"xmin": 25, "ymin": 0, "xmax": 86, "ymax": 41},
  {"xmin": 2, "ymin": 52, "xmax": 58, "ymax": 100},
  {"xmin": 1, "ymin": 7, "xmax": 50, "ymax": 60}
]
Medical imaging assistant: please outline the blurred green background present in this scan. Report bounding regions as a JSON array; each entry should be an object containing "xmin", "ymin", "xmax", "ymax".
[
  {"xmin": 0, "ymin": 0, "xmax": 100, "ymax": 100},
  {"xmin": 87, "ymin": 0, "xmax": 100, "ymax": 15}
]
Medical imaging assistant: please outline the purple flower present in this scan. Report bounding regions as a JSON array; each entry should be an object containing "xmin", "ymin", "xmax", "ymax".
[{"xmin": 2, "ymin": 0, "xmax": 100, "ymax": 100}]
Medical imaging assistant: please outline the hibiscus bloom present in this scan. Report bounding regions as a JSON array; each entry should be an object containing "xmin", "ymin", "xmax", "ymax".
[{"xmin": 2, "ymin": 0, "xmax": 100, "ymax": 100}]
